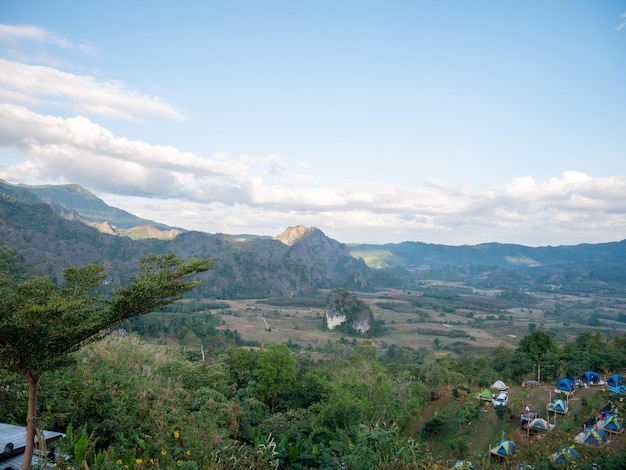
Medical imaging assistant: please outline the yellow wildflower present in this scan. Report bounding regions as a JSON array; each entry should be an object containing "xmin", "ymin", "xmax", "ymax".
[
  {"xmin": 186, "ymin": 450, "xmax": 191, "ymax": 456},
  {"xmin": 174, "ymin": 431, "xmax": 180, "ymax": 438},
  {"xmin": 135, "ymin": 458, "xmax": 142, "ymax": 465},
  {"xmin": 161, "ymin": 449, "xmax": 167, "ymax": 456},
  {"xmin": 116, "ymin": 460, "xmax": 123, "ymax": 465}
]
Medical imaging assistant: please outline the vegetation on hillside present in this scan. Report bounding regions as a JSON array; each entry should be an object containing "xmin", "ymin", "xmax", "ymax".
[
  {"xmin": 0, "ymin": 254, "xmax": 212, "ymax": 469},
  {"xmin": 1, "ymin": 317, "xmax": 626, "ymax": 468}
]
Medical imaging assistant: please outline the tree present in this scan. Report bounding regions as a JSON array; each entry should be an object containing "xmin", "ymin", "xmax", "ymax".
[
  {"xmin": 0, "ymin": 253, "xmax": 212, "ymax": 470},
  {"xmin": 255, "ymin": 344, "xmax": 295, "ymax": 412},
  {"xmin": 517, "ymin": 330, "xmax": 557, "ymax": 384}
]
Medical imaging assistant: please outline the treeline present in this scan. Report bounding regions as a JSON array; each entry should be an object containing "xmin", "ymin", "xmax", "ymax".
[{"xmin": 2, "ymin": 329, "xmax": 626, "ymax": 468}]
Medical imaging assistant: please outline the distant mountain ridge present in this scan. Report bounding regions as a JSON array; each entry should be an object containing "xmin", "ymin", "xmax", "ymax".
[
  {"xmin": 1, "ymin": 180, "xmax": 626, "ymax": 297},
  {"xmin": 349, "ymin": 239, "xmax": 626, "ymax": 270},
  {"xmin": 0, "ymin": 180, "xmax": 374, "ymax": 298},
  {"xmin": 6, "ymin": 180, "xmax": 183, "ymax": 234}
]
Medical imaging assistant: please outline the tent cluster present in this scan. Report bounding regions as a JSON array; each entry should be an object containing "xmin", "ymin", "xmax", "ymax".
[
  {"xmin": 466, "ymin": 375, "xmax": 624, "ymax": 468},
  {"xmin": 555, "ymin": 373, "xmax": 623, "ymax": 394},
  {"xmin": 476, "ymin": 380, "xmax": 510, "ymax": 406}
]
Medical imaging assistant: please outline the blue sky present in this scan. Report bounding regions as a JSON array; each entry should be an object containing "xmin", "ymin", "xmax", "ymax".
[{"xmin": 1, "ymin": 1, "xmax": 626, "ymax": 246}]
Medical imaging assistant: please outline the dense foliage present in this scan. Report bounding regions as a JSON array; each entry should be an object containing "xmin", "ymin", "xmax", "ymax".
[
  {"xmin": 2, "ymin": 326, "xmax": 626, "ymax": 469},
  {"xmin": 0, "ymin": 254, "xmax": 212, "ymax": 469}
]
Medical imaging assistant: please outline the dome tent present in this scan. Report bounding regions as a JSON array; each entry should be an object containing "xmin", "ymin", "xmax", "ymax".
[
  {"xmin": 547, "ymin": 398, "xmax": 568, "ymax": 414},
  {"xmin": 550, "ymin": 446, "xmax": 578, "ymax": 464},
  {"xmin": 580, "ymin": 371, "xmax": 601, "ymax": 385},
  {"xmin": 583, "ymin": 427, "xmax": 606, "ymax": 446},
  {"xmin": 604, "ymin": 414, "xmax": 624, "ymax": 434},
  {"xmin": 555, "ymin": 377, "xmax": 575, "ymax": 394},
  {"xmin": 491, "ymin": 380, "xmax": 508, "ymax": 391},
  {"xmin": 528, "ymin": 417, "xmax": 553, "ymax": 432},
  {"xmin": 607, "ymin": 374, "xmax": 623, "ymax": 387},
  {"xmin": 489, "ymin": 439, "xmax": 516, "ymax": 458}
]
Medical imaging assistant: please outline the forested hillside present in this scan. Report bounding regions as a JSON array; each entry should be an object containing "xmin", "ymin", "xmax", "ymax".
[
  {"xmin": 0, "ymin": 187, "xmax": 377, "ymax": 299},
  {"xmin": 2, "ymin": 329, "xmax": 625, "ymax": 469}
]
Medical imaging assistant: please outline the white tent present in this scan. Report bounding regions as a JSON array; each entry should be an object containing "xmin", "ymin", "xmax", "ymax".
[{"xmin": 491, "ymin": 380, "xmax": 508, "ymax": 391}]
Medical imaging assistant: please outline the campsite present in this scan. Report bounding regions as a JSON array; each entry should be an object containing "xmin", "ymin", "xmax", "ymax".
[{"xmin": 415, "ymin": 376, "xmax": 626, "ymax": 468}]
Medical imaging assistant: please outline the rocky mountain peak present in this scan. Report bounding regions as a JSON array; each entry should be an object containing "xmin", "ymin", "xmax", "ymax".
[{"xmin": 274, "ymin": 225, "xmax": 322, "ymax": 246}]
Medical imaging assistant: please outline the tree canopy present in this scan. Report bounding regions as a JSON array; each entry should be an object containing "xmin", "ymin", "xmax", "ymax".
[
  {"xmin": 0, "ymin": 253, "xmax": 212, "ymax": 470},
  {"xmin": 517, "ymin": 329, "xmax": 557, "ymax": 384}
]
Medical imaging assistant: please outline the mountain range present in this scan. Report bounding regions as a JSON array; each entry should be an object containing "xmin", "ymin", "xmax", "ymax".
[{"xmin": 1, "ymin": 179, "xmax": 626, "ymax": 298}]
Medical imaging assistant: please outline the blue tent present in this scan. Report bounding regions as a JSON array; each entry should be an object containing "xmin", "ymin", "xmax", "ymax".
[
  {"xmin": 604, "ymin": 414, "xmax": 624, "ymax": 434},
  {"xmin": 490, "ymin": 439, "xmax": 516, "ymax": 457},
  {"xmin": 608, "ymin": 385, "xmax": 626, "ymax": 395},
  {"xmin": 607, "ymin": 374, "xmax": 623, "ymax": 387},
  {"xmin": 581, "ymin": 371, "xmax": 600, "ymax": 384},
  {"xmin": 548, "ymin": 398, "xmax": 568, "ymax": 414},
  {"xmin": 556, "ymin": 377, "xmax": 575, "ymax": 393},
  {"xmin": 528, "ymin": 418, "xmax": 551, "ymax": 432},
  {"xmin": 583, "ymin": 428, "xmax": 606, "ymax": 446},
  {"xmin": 551, "ymin": 446, "xmax": 578, "ymax": 464}
]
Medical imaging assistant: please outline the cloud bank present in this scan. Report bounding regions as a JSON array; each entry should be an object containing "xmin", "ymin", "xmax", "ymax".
[
  {"xmin": 0, "ymin": 23, "xmax": 625, "ymax": 246},
  {"xmin": 2, "ymin": 102, "xmax": 625, "ymax": 245}
]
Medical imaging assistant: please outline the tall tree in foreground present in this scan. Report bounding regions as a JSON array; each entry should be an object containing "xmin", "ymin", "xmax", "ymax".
[
  {"xmin": 517, "ymin": 329, "xmax": 557, "ymax": 384},
  {"xmin": 255, "ymin": 344, "xmax": 295, "ymax": 412},
  {"xmin": 0, "ymin": 253, "xmax": 212, "ymax": 470}
]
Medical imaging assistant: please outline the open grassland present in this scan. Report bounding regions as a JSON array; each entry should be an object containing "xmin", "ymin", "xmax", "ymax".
[{"xmin": 215, "ymin": 284, "xmax": 626, "ymax": 353}]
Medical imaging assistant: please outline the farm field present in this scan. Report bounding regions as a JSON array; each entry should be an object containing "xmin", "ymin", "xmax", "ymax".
[{"xmin": 214, "ymin": 284, "xmax": 626, "ymax": 352}]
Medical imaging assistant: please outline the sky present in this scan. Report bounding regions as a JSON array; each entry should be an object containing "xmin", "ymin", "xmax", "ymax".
[{"xmin": 1, "ymin": 1, "xmax": 626, "ymax": 246}]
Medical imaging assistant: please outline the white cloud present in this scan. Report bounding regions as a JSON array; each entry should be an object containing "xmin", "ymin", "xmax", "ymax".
[
  {"xmin": 0, "ymin": 24, "xmax": 49, "ymax": 42},
  {"xmin": 0, "ymin": 104, "xmax": 242, "ymax": 196},
  {"xmin": 0, "ymin": 23, "xmax": 96, "ymax": 55},
  {"xmin": 0, "ymin": 59, "xmax": 185, "ymax": 121},
  {"xmin": 616, "ymin": 13, "xmax": 626, "ymax": 31},
  {"xmin": 3, "ymin": 101, "xmax": 625, "ymax": 244},
  {"xmin": 2, "ymin": 101, "xmax": 625, "ymax": 245}
]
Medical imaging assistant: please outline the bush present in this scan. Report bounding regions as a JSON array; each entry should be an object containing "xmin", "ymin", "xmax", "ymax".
[{"xmin": 421, "ymin": 415, "xmax": 446, "ymax": 439}]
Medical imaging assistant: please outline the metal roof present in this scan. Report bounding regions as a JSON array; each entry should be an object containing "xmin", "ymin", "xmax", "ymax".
[{"xmin": 0, "ymin": 423, "xmax": 64, "ymax": 470}]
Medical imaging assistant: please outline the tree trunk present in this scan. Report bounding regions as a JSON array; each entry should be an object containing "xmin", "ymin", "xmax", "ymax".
[
  {"xmin": 22, "ymin": 372, "xmax": 39, "ymax": 470},
  {"xmin": 537, "ymin": 359, "xmax": 542, "ymax": 384}
]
